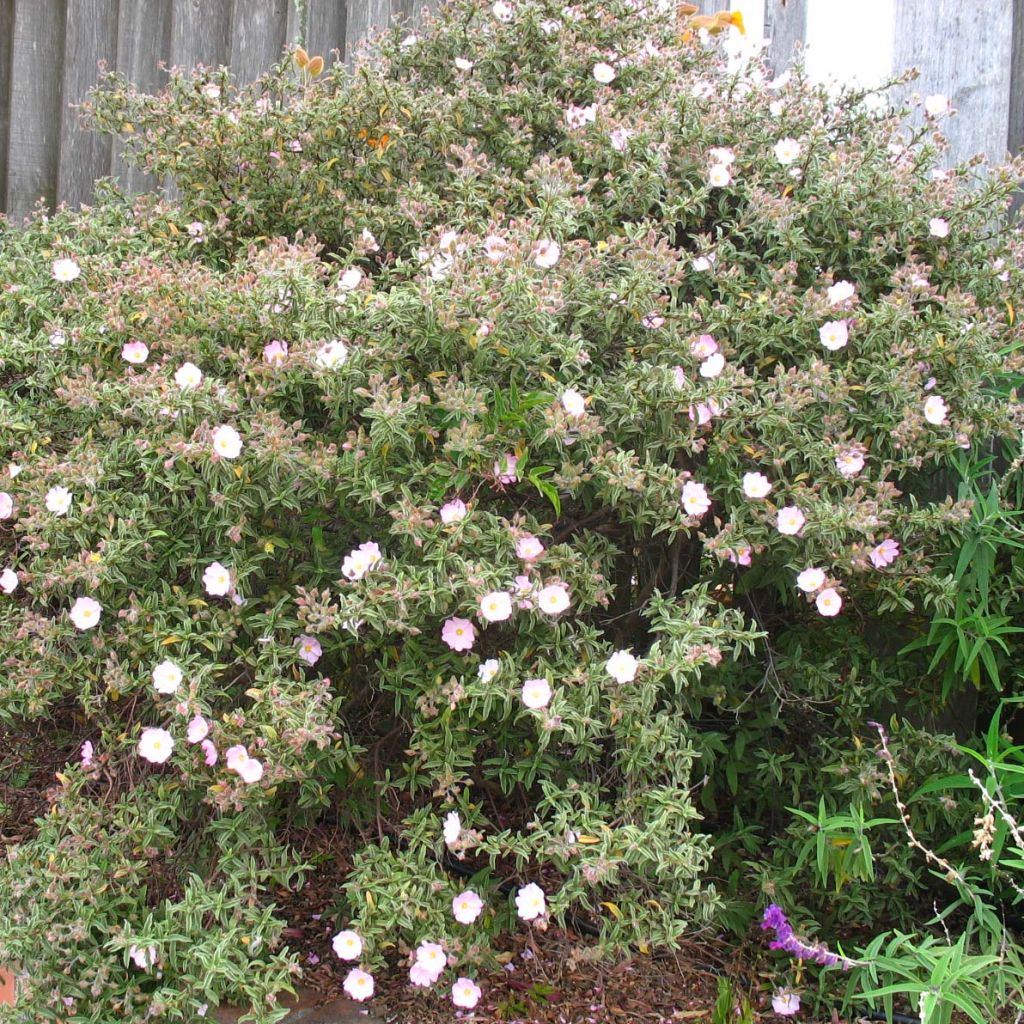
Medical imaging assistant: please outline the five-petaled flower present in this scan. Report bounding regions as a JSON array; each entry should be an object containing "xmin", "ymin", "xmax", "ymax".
[
  {"xmin": 442, "ymin": 616, "xmax": 477, "ymax": 651},
  {"xmin": 152, "ymin": 660, "xmax": 183, "ymax": 694},
  {"xmin": 211, "ymin": 424, "xmax": 243, "ymax": 459},
  {"xmin": 138, "ymin": 727, "xmax": 174, "ymax": 764},
  {"xmin": 332, "ymin": 930, "xmax": 363, "ymax": 961},
  {"xmin": 69, "ymin": 596, "xmax": 102, "ymax": 630},
  {"xmin": 536, "ymin": 583, "xmax": 570, "ymax": 615},
  {"xmin": 343, "ymin": 969, "xmax": 374, "ymax": 1002},
  {"xmin": 452, "ymin": 890, "xmax": 484, "ymax": 924},
  {"xmin": 203, "ymin": 561, "xmax": 232, "ymax": 596},
  {"xmin": 515, "ymin": 882, "xmax": 547, "ymax": 920},
  {"xmin": 606, "ymin": 649, "xmax": 639, "ymax": 683},
  {"xmin": 522, "ymin": 678, "xmax": 552, "ymax": 708},
  {"xmin": 45, "ymin": 486, "xmax": 72, "ymax": 515}
]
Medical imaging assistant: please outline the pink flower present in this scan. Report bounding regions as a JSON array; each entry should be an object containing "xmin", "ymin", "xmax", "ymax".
[
  {"xmin": 415, "ymin": 941, "xmax": 447, "ymax": 981},
  {"xmin": 0, "ymin": 492, "xmax": 12, "ymax": 519},
  {"xmin": 773, "ymin": 137, "xmax": 801, "ymax": 164},
  {"xmin": 515, "ymin": 882, "xmax": 546, "ymax": 920},
  {"xmin": 681, "ymin": 481, "xmax": 711, "ymax": 517},
  {"xmin": 51, "ymin": 257, "xmax": 81, "ymax": 282},
  {"xmin": 211, "ymin": 424, "xmax": 243, "ymax": 459},
  {"xmin": 707, "ymin": 163, "xmax": 731, "ymax": 188},
  {"xmin": 225, "ymin": 744, "xmax": 264, "ymax": 784},
  {"xmin": 815, "ymin": 588, "xmax": 843, "ymax": 617},
  {"xmin": 513, "ymin": 574, "xmax": 535, "ymax": 609},
  {"xmin": 689, "ymin": 403, "xmax": 713, "ymax": 426},
  {"xmin": 410, "ymin": 963, "xmax": 435, "ymax": 987},
  {"xmin": 452, "ymin": 978, "xmax": 482, "ymax": 1009},
  {"xmin": 924, "ymin": 395, "xmax": 948, "ymax": 425},
  {"xmin": 121, "ymin": 341, "xmax": 149, "ymax": 364},
  {"xmin": 332, "ymin": 930, "xmax": 363, "ymax": 961},
  {"xmin": 772, "ymin": 989, "xmax": 801, "ymax": 1016},
  {"xmin": 641, "ymin": 311, "xmax": 664, "ymax": 329},
  {"xmin": 776, "ymin": 506, "xmax": 806, "ymax": 536},
  {"xmin": 343, "ymin": 969, "xmax": 374, "ymax": 1002},
  {"xmin": 819, "ymin": 320, "xmax": 849, "ymax": 351},
  {"xmin": 491, "ymin": 0, "xmax": 513, "ymax": 21},
  {"xmin": 709, "ymin": 147, "xmax": 735, "ymax": 166},
  {"xmin": 536, "ymin": 583, "xmax": 570, "ymax": 615},
  {"xmin": 69, "ymin": 596, "xmax": 102, "ymax": 630},
  {"xmin": 742, "ymin": 472, "xmax": 772, "ymax": 499},
  {"xmin": 479, "ymin": 591, "xmax": 513, "ymax": 622},
  {"xmin": 484, "ymin": 234, "xmax": 509, "ymax": 262},
  {"xmin": 443, "ymin": 811, "xmax": 461, "ymax": 846},
  {"xmin": 338, "ymin": 267, "xmax": 363, "ymax": 291},
  {"xmin": 442, "ymin": 616, "xmax": 476, "ymax": 651},
  {"xmin": 494, "ymin": 454, "xmax": 519, "ymax": 483},
  {"xmin": 726, "ymin": 546, "xmax": 752, "ymax": 566},
  {"xmin": 690, "ymin": 334, "xmax": 718, "ymax": 359},
  {"xmin": 699, "ymin": 352, "xmax": 725, "ymax": 378},
  {"xmin": 673, "ymin": 366, "xmax": 687, "ymax": 388},
  {"xmin": 315, "ymin": 339, "xmax": 349, "ymax": 368},
  {"xmin": 45, "ymin": 486, "xmax": 72, "ymax": 515},
  {"xmin": 0, "ymin": 568, "xmax": 18, "ymax": 594},
  {"xmin": 440, "ymin": 498, "xmax": 467, "ymax": 523},
  {"xmin": 203, "ymin": 561, "xmax": 232, "ymax": 596},
  {"xmin": 869, "ymin": 538, "xmax": 900, "ymax": 568},
  {"xmin": 295, "ymin": 634, "xmax": 323, "ymax": 665},
  {"xmin": 516, "ymin": 535, "xmax": 545, "ymax": 561},
  {"xmin": 610, "ymin": 127, "xmax": 633, "ymax": 152},
  {"xmin": 593, "ymin": 61, "xmax": 616, "ymax": 83},
  {"xmin": 836, "ymin": 450, "xmax": 865, "ymax": 477},
  {"xmin": 263, "ymin": 340, "xmax": 288, "ymax": 365},
  {"xmin": 605, "ymin": 650, "xmax": 638, "ymax": 683},
  {"xmin": 929, "ymin": 217, "xmax": 950, "ymax": 238},
  {"xmin": 201, "ymin": 739, "xmax": 218, "ymax": 765},
  {"xmin": 452, "ymin": 890, "xmax": 484, "ymax": 925},
  {"xmin": 187, "ymin": 716, "xmax": 210, "ymax": 744},
  {"xmin": 342, "ymin": 541, "xmax": 382, "ymax": 581},
  {"xmin": 80, "ymin": 740, "xmax": 94, "ymax": 767},
  {"xmin": 564, "ymin": 103, "xmax": 597, "ymax": 130},
  {"xmin": 522, "ymin": 678, "xmax": 552, "ymax": 709},
  {"xmin": 532, "ymin": 239, "xmax": 561, "ymax": 268},
  {"xmin": 478, "ymin": 658, "xmax": 500, "ymax": 683},
  {"xmin": 138, "ymin": 727, "xmax": 174, "ymax": 764},
  {"xmin": 175, "ymin": 362, "xmax": 203, "ymax": 389},
  {"xmin": 796, "ymin": 567, "xmax": 826, "ymax": 593},
  {"xmin": 827, "ymin": 280, "xmax": 856, "ymax": 306},
  {"xmin": 561, "ymin": 388, "xmax": 586, "ymax": 418}
]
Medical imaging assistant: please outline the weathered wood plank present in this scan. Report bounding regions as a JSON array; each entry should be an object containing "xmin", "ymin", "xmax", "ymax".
[
  {"xmin": 111, "ymin": 0, "xmax": 173, "ymax": 196},
  {"xmin": 305, "ymin": 0, "xmax": 347, "ymax": 64},
  {"xmin": 5, "ymin": 0, "xmax": 66, "ymax": 222},
  {"xmin": 0, "ymin": 2, "xmax": 14, "ymax": 214},
  {"xmin": 764, "ymin": 0, "xmax": 808, "ymax": 75},
  {"xmin": 231, "ymin": 0, "xmax": 290, "ymax": 85},
  {"xmin": 1009, "ymin": 0, "xmax": 1024, "ymax": 157},
  {"xmin": 169, "ymin": 0, "xmax": 232, "ymax": 70},
  {"xmin": 58, "ymin": 0, "xmax": 120, "ymax": 210},
  {"xmin": 345, "ymin": 0, "xmax": 393, "ymax": 65},
  {"xmin": 892, "ymin": 0, "xmax": 1014, "ymax": 166}
]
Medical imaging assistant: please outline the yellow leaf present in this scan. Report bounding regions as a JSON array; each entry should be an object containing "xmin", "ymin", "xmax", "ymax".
[
  {"xmin": 161, "ymin": 635, "xmax": 181, "ymax": 646},
  {"xmin": 638, "ymin": 942, "xmax": 650, "ymax": 954},
  {"xmin": 245, "ymin": 688, "xmax": 262, "ymax": 700},
  {"xmin": 601, "ymin": 901, "xmax": 623, "ymax": 919},
  {"xmin": 307, "ymin": 55, "xmax": 324, "ymax": 76},
  {"xmin": 55, "ymin": 772, "xmax": 70, "ymax": 786},
  {"xmin": 234, "ymin": 467, "xmax": 243, "ymax": 479},
  {"xmin": 366, "ymin": 891, "xmax": 375, "ymax": 909},
  {"xmin": 576, "ymin": 835, "xmax": 601, "ymax": 844},
  {"xmin": 293, "ymin": 47, "xmax": 309, "ymax": 68},
  {"xmin": 645, "ymin": 899, "xmax": 663, "ymax": 911},
  {"xmin": 1007, "ymin": 301, "xmax": 1015, "ymax": 326}
]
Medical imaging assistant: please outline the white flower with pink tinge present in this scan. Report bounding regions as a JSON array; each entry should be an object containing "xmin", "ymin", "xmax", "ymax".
[
  {"xmin": 69, "ymin": 596, "xmax": 101, "ymax": 630},
  {"xmin": 522, "ymin": 678, "xmax": 552, "ymax": 709},
  {"xmin": 480, "ymin": 591, "xmax": 513, "ymax": 622},
  {"xmin": 225, "ymin": 744, "xmax": 264, "ymax": 783},
  {"xmin": 138, "ymin": 727, "xmax": 174, "ymax": 764},
  {"xmin": 452, "ymin": 890, "xmax": 484, "ymax": 924},
  {"xmin": 452, "ymin": 977, "xmax": 483, "ymax": 1009},
  {"xmin": 536, "ymin": 583, "xmax": 570, "ymax": 615},
  {"xmin": 343, "ymin": 969, "xmax": 374, "ymax": 1002},
  {"xmin": 332, "ymin": 929, "xmax": 363, "ymax": 961},
  {"xmin": 211, "ymin": 424, "xmax": 242, "ymax": 459},
  {"xmin": 515, "ymin": 882, "xmax": 546, "ymax": 920}
]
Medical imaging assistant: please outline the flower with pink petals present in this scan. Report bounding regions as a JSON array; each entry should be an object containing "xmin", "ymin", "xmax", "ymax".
[
  {"xmin": 80, "ymin": 740, "xmax": 94, "ymax": 767},
  {"xmin": 410, "ymin": 963, "xmax": 435, "ymax": 987},
  {"xmin": 690, "ymin": 334, "xmax": 718, "ymax": 359},
  {"xmin": 442, "ymin": 616, "xmax": 476, "ymax": 652},
  {"xmin": 484, "ymin": 234, "xmax": 509, "ymax": 262},
  {"xmin": 816, "ymin": 588, "xmax": 843, "ymax": 617},
  {"xmin": 869, "ymin": 538, "xmax": 900, "ymax": 568},
  {"xmin": 819, "ymin": 320, "xmax": 849, "ymax": 351},
  {"xmin": 225, "ymin": 744, "xmax": 264, "ymax": 783},
  {"xmin": 516, "ymin": 536, "xmax": 545, "ymax": 561},
  {"xmin": 415, "ymin": 941, "xmax": 447, "ymax": 980},
  {"xmin": 776, "ymin": 506, "xmax": 806, "ymax": 536},
  {"xmin": 772, "ymin": 989, "xmax": 801, "ymax": 1016},
  {"xmin": 203, "ymin": 561, "xmax": 232, "ymax": 596},
  {"xmin": 610, "ymin": 127, "xmax": 633, "ymax": 152},
  {"xmin": 522, "ymin": 678, "xmax": 552, "ymax": 709},
  {"xmin": 836, "ymin": 450, "xmax": 864, "ymax": 477},
  {"xmin": 536, "ymin": 584, "xmax": 570, "ymax": 615},
  {"xmin": 593, "ymin": 62, "xmax": 616, "ymax": 84},
  {"xmin": 532, "ymin": 239, "xmax": 561, "ymax": 268},
  {"xmin": 727, "ymin": 545, "xmax": 752, "ymax": 567},
  {"xmin": 681, "ymin": 481, "xmax": 711, "ymax": 517},
  {"xmin": 332, "ymin": 930, "xmax": 363, "ymax": 961},
  {"xmin": 929, "ymin": 217, "xmax": 950, "ymax": 238},
  {"xmin": 138, "ymin": 727, "xmax": 174, "ymax": 764},
  {"xmin": 52, "ymin": 257, "xmax": 81, "ymax": 282},
  {"xmin": 707, "ymin": 163, "xmax": 731, "ymax": 188},
  {"xmin": 452, "ymin": 890, "xmax": 484, "ymax": 925},
  {"xmin": 827, "ymin": 280, "xmax": 856, "ymax": 306},
  {"xmin": 924, "ymin": 395, "xmax": 948, "ymax": 425},
  {"xmin": 440, "ymin": 498, "xmax": 467, "ymax": 523},
  {"xmin": 121, "ymin": 341, "xmax": 149, "ymax": 364},
  {"xmin": 263, "ymin": 340, "xmax": 288, "ymax": 365},
  {"xmin": 742, "ymin": 472, "xmax": 772, "ymax": 499},
  {"xmin": 561, "ymin": 388, "xmax": 586, "ymax": 418},
  {"xmin": 187, "ymin": 716, "xmax": 210, "ymax": 744},
  {"xmin": 343, "ymin": 969, "xmax": 374, "ymax": 1002},
  {"xmin": 201, "ymin": 739, "xmax": 218, "ymax": 765},
  {"xmin": 175, "ymin": 362, "xmax": 203, "ymax": 388},
  {"xmin": 342, "ymin": 541, "xmax": 382, "ymax": 581},
  {"xmin": 797, "ymin": 567, "xmax": 826, "ymax": 593},
  {"xmin": 69, "ymin": 596, "xmax": 101, "ymax": 630},
  {"xmin": 494, "ymin": 454, "xmax": 519, "ymax": 483},
  {"xmin": 295, "ymin": 635, "xmax": 323, "ymax": 665},
  {"xmin": 45, "ymin": 486, "xmax": 72, "ymax": 515},
  {"xmin": 700, "ymin": 352, "xmax": 725, "ymax": 378},
  {"xmin": 480, "ymin": 591, "xmax": 513, "ymax": 622},
  {"xmin": 452, "ymin": 978, "xmax": 482, "ymax": 1009},
  {"xmin": 211, "ymin": 424, "xmax": 243, "ymax": 459},
  {"xmin": 0, "ymin": 492, "xmax": 12, "ymax": 519},
  {"xmin": 443, "ymin": 811, "xmax": 461, "ymax": 846},
  {"xmin": 515, "ymin": 882, "xmax": 546, "ymax": 920},
  {"xmin": 0, "ymin": 567, "xmax": 17, "ymax": 594},
  {"xmin": 152, "ymin": 660, "xmax": 183, "ymax": 694}
]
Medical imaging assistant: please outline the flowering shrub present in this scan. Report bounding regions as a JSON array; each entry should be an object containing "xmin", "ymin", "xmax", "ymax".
[{"xmin": 2, "ymin": 0, "xmax": 1024, "ymax": 1019}]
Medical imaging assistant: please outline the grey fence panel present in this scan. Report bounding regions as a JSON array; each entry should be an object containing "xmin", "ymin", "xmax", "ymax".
[
  {"xmin": 58, "ymin": 0, "xmax": 119, "ymax": 210},
  {"xmin": 230, "ymin": 0, "xmax": 290, "ymax": 85},
  {"xmin": 764, "ymin": 0, "xmax": 807, "ymax": 76},
  {"xmin": 0, "ymin": 3, "xmax": 14, "ymax": 209},
  {"xmin": 305, "ymin": 0, "xmax": 348, "ymax": 64},
  {"xmin": 5, "ymin": 0, "xmax": 66, "ymax": 223}
]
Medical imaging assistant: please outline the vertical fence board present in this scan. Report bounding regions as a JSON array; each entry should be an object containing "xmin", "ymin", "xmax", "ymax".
[
  {"xmin": 307, "ymin": 0, "xmax": 348, "ymax": 64},
  {"xmin": 58, "ymin": 0, "xmax": 120, "ymax": 210},
  {"xmin": 1009, "ymin": 0, "xmax": 1024, "ymax": 157},
  {"xmin": 893, "ymin": 0, "xmax": 1014, "ymax": 166},
  {"xmin": 345, "ymin": 0, "xmax": 392, "ymax": 64},
  {"xmin": 0, "ymin": 2, "xmax": 14, "ymax": 214},
  {"xmin": 231, "ymin": 0, "xmax": 290, "ymax": 84},
  {"xmin": 5, "ymin": 0, "xmax": 66, "ymax": 222},
  {"xmin": 764, "ymin": 0, "xmax": 807, "ymax": 75},
  {"xmin": 111, "ymin": 0, "xmax": 172, "ymax": 196},
  {"xmin": 170, "ymin": 0, "xmax": 233, "ymax": 70}
]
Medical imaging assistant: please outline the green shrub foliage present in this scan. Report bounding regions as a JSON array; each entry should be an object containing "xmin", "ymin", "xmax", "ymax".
[{"xmin": 1, "ymin": 0, "xmax": 1023, "ymax": 1019}]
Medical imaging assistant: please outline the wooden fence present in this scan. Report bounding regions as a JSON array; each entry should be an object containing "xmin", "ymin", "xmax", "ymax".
[{"xmin": 0, "ymin": 0, "xmax": 1021, "ymax": 222}]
